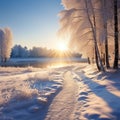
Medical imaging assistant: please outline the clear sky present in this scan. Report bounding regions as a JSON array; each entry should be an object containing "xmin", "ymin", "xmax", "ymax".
[{"xmin": 0, "ymin": 0, "xmax": 63, "ymax": 49}]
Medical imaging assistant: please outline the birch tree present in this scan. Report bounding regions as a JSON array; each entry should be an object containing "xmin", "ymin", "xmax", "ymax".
[{"xmin": 100, "ymin": 0, "xmax": 110, "ymax": 68}]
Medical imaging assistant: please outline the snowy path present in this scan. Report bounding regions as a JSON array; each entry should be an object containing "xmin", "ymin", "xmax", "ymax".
[{"xmin": 45, "ymin": 71, "xmax": 78, "ymax": 120}]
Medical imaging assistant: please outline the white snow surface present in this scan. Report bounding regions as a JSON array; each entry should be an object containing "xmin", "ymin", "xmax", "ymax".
[{"xmin": 0, "ymin": 64, "xmax": 120, "ymax": 120}]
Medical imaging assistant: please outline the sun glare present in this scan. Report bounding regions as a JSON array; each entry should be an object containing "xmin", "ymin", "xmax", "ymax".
[{"xmin": 57, "ymin": 42, "xmax": 68, "ymax": 52}]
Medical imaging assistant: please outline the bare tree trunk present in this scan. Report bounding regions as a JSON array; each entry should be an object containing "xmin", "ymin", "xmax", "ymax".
[
  {"xmin": 104, "ymin": 21, "xmax": 110, "ymax": 68},
  {"xmin": 0, "ymin": 46, "xmax": 3, "ymax": 62},
  {"xmin": 113, "ymin": 0, "xmax": 119, "ymax": 69},
  {"xmin": 95, "ymin": 45, "xmax": 101, "ymax": 70},
  {"xmin": 102, "ymin": 0, "xmax": 110, "ymax": 68}
]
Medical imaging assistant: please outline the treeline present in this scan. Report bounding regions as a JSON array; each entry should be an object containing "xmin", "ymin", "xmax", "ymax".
[{"xmin": 11, "ymin": 44, "xmax": 82, "ymax": 58}]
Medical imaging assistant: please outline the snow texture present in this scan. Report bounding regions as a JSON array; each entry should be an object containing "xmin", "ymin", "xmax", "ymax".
[{"xmin": 0, "ymin": 64, "xmax": 120, "ymax": 120}]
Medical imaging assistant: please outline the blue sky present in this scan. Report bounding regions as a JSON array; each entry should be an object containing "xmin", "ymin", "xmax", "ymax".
[{"xmin": 0, "ymin": 0, "xmax": 63, "ymax": 49}]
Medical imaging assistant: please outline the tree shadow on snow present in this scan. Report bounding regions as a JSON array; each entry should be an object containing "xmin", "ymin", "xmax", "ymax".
[
  {"xmin": 96, "ymin": 68, "xmax": 120, "ymax": 91},
  {"xmin": 79, "ymin": 71, "xmax": 120, "ymax": 120}
]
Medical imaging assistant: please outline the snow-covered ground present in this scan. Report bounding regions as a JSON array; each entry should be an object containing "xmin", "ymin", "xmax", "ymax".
[
  {"xmin": 0, "ymin": 63, "xmax": 120, "ymax": 120},
  {"xmin": 72, "ymin": 65, "xmax": 120, "ymax": 120},
  {"xmin": 0, "ymin": 66, "xmax": 64, "ymax": 120}
]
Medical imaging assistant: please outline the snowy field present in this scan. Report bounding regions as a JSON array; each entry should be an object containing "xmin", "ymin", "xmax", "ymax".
[
  {"xmin": 0, "ymin": 65, "xmax": 64, "ymax": 120},
  {"xmin": 0, "ymin": 63, "xmax": 120, "ymax": 120}
]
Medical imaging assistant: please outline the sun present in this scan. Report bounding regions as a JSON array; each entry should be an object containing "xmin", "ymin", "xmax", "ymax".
[{"xmin": 57, "ymin": 42, "xmax": 68, "ymax": 52}]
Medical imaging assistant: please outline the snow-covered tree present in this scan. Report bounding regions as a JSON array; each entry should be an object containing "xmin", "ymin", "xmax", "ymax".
[
  {"xmin": 59, "ymin": 0, "xmax": 120, "ymax": 70},
  {"xmin": 11, "ymin": 45, "xmax": 29, "ymax": 58},
  {"xmin": 0, "ymin": 28, "xmax": 13, "ymax": 62}
]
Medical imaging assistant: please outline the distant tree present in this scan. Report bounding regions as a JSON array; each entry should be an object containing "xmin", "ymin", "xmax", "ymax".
[
  {"xmin": 29, "ymin": 47, "xmax": 51, "ymax": 58},
  {"xmin": 11, "ymin": 45, "xmax": 29, "ymax": 58}
]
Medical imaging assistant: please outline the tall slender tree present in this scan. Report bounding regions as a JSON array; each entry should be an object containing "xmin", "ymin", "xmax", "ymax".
[
  {"xmin": 113, "ymin": 0, "xmax": 119, "ymax": 69},
  {"xmin": 102, "ymin": 0, "xmax": 110, "ymax": 68},
  {"xmin": 85, "ymin": 0, "xmax": 104, "ymax": 71}
]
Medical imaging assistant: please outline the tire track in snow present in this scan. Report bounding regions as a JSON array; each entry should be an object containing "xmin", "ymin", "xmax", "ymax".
[{"xmin": 45, "ymin": 71, "xmax": 78, "ymax": 120}]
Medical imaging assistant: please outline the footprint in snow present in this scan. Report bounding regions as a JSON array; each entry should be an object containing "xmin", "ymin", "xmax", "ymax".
[
  {"xmin": 78, "ymin": 92, "xmax": 89, "ymax": 102},
  {"xmin": 78, "ymin": 96, "xmax": 88, "ymax": 101}
]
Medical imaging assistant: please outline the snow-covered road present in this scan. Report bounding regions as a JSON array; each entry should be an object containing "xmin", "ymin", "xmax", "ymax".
[{"xmin": 45, "ymin": 71, "xmax": 78, "ymax": 120}]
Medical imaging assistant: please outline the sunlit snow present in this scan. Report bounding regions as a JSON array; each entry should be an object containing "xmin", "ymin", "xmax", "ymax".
[{"xmin": 0, "ymin": 64, "xmax": 120, "ymax": 120}]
